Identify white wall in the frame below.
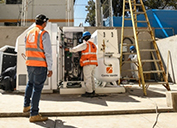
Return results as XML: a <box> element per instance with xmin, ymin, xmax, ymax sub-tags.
<box><xmin>156</xmin><ymin>35</ymin><xmax>177</xmax><ymax>83</ymax></box>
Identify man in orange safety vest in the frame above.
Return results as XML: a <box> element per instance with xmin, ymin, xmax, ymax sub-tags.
<box><xmin>65</xmin><ymin>31</ymin><xmax>98</xmax><ymax>97</ymax></box>
<box><xmin>23</xmin><ymin>14</ymin><xmax>53</xmax><ymax>122</ymax></box>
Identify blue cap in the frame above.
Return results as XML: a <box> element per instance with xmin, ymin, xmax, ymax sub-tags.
<box><xmin>82</xmin><ymin>31</ymin><xmax>91</xmax><ymax>38</ymax></box>
<box><xmin>130</xmin><ymin>46</ymin><xmax>135</xmax><ymax>51</ymax></box>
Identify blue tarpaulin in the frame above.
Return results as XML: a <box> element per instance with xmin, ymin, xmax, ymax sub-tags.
<box><xmin>105</xmin><ymin>9</ymin><xmax>177</xmax><ymax>38</ymax></box>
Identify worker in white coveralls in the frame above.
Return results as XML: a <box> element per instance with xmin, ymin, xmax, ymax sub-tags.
<box><xmin>65</xmin><ymin>31</ymin><xmax>98</xmax><ymax>97</ymax></box>
<box><xmin>128</xmin><ymin>46</ymin><xmax>139</xmax><ymax>80</ymax></box>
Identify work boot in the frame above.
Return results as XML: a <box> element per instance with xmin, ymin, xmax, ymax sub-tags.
<box><xmin>23</xmin><ymin>106</ymin><xmax>30</xmax><ymax>113</ymax></box>
<box><xmin>93</xmin><ymin>90</ymin><xmax>95</xmax><ymax>94</ymax></box>
<box><xmin>81</xmin><ymin>91</ymin><xmax>96</xmax><ymax>97</ymax></box>
<box><xmin>29</xmin><ymin>114</ymin><xmax>48</xmax><ymax>122</ymax></box>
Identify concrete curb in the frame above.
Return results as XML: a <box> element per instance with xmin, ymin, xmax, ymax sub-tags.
<box><xmin>0</xmin><ymin>108</ymin><xmax>175</xmax><ymax>117</ymax></box>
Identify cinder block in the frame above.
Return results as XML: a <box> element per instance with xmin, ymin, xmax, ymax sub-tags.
<box><xmin>166</xmin><ymin>91</ymin><xmax>177</xmax><ymax>111</ymax></box>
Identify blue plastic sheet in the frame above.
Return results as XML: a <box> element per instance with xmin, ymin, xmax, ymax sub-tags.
<box><xmin>105</xmin><ymin>9</ymin><xmax>177</xmax><ymax>38</ymax></box>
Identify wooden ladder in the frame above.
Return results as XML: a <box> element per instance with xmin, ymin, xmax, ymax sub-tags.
<box><xmin>119</xmin><ymin>0</ymin><xmax>171</xmax><ymax>95</ymax></box>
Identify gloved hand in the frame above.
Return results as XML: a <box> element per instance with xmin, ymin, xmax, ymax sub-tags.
<box><xmin>60</xmin><ymin>43</ymin><xmax>67</xmax><ymax>48</ymax></box>
<box><xmin>65</xmin><ymin>48</ymin><xmax>69</xmax><ymax>51</ymax></box>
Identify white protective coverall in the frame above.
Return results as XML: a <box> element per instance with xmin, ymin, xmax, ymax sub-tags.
<box><xmin>69</xmin><ymin>40</ymin><xmax>96</xmax><ymax>93</ymax></box>
<box><xmin>128</xmin><ymin>54</ymin><xmax>138</xmax><ymax>79</ymax></box>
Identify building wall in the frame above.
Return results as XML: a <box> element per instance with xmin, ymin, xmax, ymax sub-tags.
<box><xmin>0</xmin><ymin>0</ymin><xmax>74</xmax><ymax>26</ymax></box>
<box><xmin>0</xmin><ymin>26</ymin><xmax>27</xmax><ymax>47</ymax></box>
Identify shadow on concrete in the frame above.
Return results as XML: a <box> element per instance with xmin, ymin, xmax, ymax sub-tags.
<box><xmin>0</xmin><ymin>89</ymin><xmax>140</xmax><ymax>107</ymax></box>
<box><xmin>148</xmin><ymin>86</ymin><xmax>177</xmax><ymax>92</ymax></box>
<box><xmin>126</xmin><ymin>87</ymin><xmax>166</xmax><ymax>97</ymax></box>
<box><xmin>0</xmin><ymin>85</ymin><xmax>167</xmax><ymax>107</ymax></box>
<box><xmin>40</xmin><ymin>92</ymin><xmax>140</xmax><ymax>107</ymax></box>
<box><xmin>0</xmin><ymin>89</ymin><xmax>24</xmax><ymax>96</ymax></box>
<box><xmin>34</xmin><ymin>119</ymin><xmax>77</xmax><ymax>128</ymax></box>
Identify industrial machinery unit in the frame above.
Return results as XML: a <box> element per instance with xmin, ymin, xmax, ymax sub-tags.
<box><xmin>16</xmin><ymin>22</ymin><xmax>59</xmax><ymax>92</ymax></box>
<box><xmin>0</xmin><ymin>45</ymin><xmax>17</xmax><ymax>75</ymax></box>
<box><xmin>59</xmin><ymin>28</ymin><xmax>125</xmax><ymax>94</ymax></box>
<box><xmin>58</xmin><ymin>27</ymin><xmax>85</xmax><ymax>94</ymax></box>
<box><xmin>92</xmin><ymin>30</ymin><xmax>125</xmax><ymax>93</ymax></box>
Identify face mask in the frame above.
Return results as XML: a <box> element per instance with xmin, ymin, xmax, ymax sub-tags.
<box><xmin>130</xmin><ymin>50</ymin><xmax>134</xmax><ymax>53</ymax></box>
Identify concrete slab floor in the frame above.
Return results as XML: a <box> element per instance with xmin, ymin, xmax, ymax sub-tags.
<box><xmin>1</xmin><ymin>84</ymin><xmax>177</xmax><ymax>113</ymax></box>
<box><xmin>0</xmin><ymin>112</ymin><xmax>177</xmax><ymax>128</ymax></box>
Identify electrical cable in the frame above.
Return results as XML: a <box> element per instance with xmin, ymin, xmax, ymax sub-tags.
<box><xmin>126</xmin><ymin>87</ymin><xmax>160</xmax><ymax>128</ymax></box>
<box><xmin>146</xmin><ymin>97</ymin><xmax>160</xmax><ymax>128</ymax></box>
<box><xmin>54</xmin><ymin>117</ymin><xmax>58</xmax><ymax>128</ymax></box>
<box><xmin>152</xmin><ymin>112</ymin><xmax>160</xmax><ymax>128</ymax></box>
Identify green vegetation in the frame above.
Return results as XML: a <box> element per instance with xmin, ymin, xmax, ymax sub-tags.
<box><xmin>85</xmin><ymin>0</ymin><xmax>177</xmax><ymax>26</ymax></box>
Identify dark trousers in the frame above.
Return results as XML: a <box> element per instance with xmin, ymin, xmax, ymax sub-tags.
<box><xmin>24</xmin><ymin>66</ymin><xmax>47</xmax><ymax>116</ymax></box>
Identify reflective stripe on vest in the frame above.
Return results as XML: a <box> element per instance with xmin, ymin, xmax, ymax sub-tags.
<box><xmin>82</xmin><ymin>60</ymin><xmax>97</xmax><ymax>64</ymax></box>
<box><xmin>26</xmin><ymin>30</ymin><xmax>44</xmax><ymax>54</ymax></box>
<box><xmin>80</xmin><ymin>41</ymin><xmax>98</xmax><ymax>67</ymax></box>
<box><xmin>25</xmin><ymin>26</ymin><xmax>47</xmax><ymax>67</ymax></box>
<box><xmin>82</xmin><ymin>42</ymin><xmax>97</xmax><ymax>55</ymax></box>
<box><xmin>26</xmin><ymin>47</ymin><xmax>44</xmax><ymax>52</ymax></box>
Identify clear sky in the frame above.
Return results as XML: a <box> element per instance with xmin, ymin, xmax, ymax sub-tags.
<box><xmin>74</xmin><ymin>0</ymin><xmax>90</xmax><ymax>26</ymax></box>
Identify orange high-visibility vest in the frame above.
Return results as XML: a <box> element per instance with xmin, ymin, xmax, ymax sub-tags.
<box><xmin>80</xmin><ymin>41</ymin><xmax>98</xmax><ymax>67</ymax></box>
<box><xmin>25</xmin><ymin>25</ymin><xmax>47</xmax><ymax>67</ymax></box>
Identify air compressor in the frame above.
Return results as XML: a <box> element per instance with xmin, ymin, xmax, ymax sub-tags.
<box><xmin>59</xmin><ymin>28</ymin><xmax>125</xmax><ymax>94</ymax></box>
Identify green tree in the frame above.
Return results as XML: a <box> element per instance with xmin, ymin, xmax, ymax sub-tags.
<box><xmin>85</xmin><ymin>0</ymin><xmax>95</xmax><ymax>26</ymax></box>
<box><xmin>144</xmin><ymin>0</ymin><xmax>177</xmax><ymax>9</ymax></box>
<box><xmin>85</xmin><ymin>0</ymin><xmax>177</xmax><ymax>26</ymax></box>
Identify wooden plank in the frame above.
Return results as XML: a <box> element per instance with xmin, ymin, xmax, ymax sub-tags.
<box><xmin>122</xmin><ymin>44</ymin><xmax>135</xmax><ymax>46</ymax></box>
<box><xmin>135</xmin><ymin>20</ymin><xmax>148</xmax><ymax>23</ymax></box>
<box><xmin>124</xmin><ymin>35</ymin><xmax>134</xmax><ymax>38</ymax></box>
<box><xmin>123</xmin><ymin>52</ymin><xmax>136</xmax><ymax>55</ymax></box>
<box><xmin>140</xmin><ymin>49</ymin><xmax>156</xmax><ymax>52</ymax></box>
<box><xmin>125</xmin><ymin>9</ymin><xmax>130</xmax><ymax>11</ymax></box>
<box><xmin>151</xmin><ymin>51</ymin><xmax>161</xmax><ymax>79</ymax></box>
<box><xmin>123</xmin><ymin>61</ymin><xmax>137</xmax><ymax>63</ymax></box>
<box><xmin>137</xmin><ymin>29</ymin><xmax>150</xmax><ymax>32</ymax></box>
<box><xmin>141</xmin><ymin>60</ymin><xmax>160</xmax><ymax>63</ymax></box>
<box><xmin>166</xmin><ymin>51</ymin><xmax>170</xmax><ymax>81</ymax></box>
<box><xmin>129</xmin><ymin>0</ymin><xmax>146</xmax><ymax>95</ymax></box>
<box><xmin>143</xmin><ymin>70</ymin><xmax>163</xmax><ymax>73</ymax></box>
<box><xmin>138</xmin><ymin>39</ymin><xmax>154</xmax><ymax>42</ymax></box>
<box><xmin>124</xmin><ymin>18</ymin><xmax>132</xmax><ymax>20</ymax></box>
<box><xmin>118</xmin><ymin>0</ymin><xmax>126</xmax><ymax>85</ymax></box>
<box><xmin>132</xmin><ymin>4</ymin><xmax>142</xmax><ymax>6</ymax></box>
<box><xmin>134</xmin><ymin>12</ymin><xmax>145</xmax><ymax>14</ymax></box>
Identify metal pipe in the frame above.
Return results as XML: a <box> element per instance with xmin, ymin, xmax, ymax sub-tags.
<box><xmin>102</xmin><ymin>40</ymin><xmax>112</xmax><ymax>66</ymax></box>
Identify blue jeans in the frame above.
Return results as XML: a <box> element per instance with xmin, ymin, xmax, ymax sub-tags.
<box><xmin>24</xmin><ymin>66</ymin><xmax>47</xmax><ymax>116</ymax></box>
